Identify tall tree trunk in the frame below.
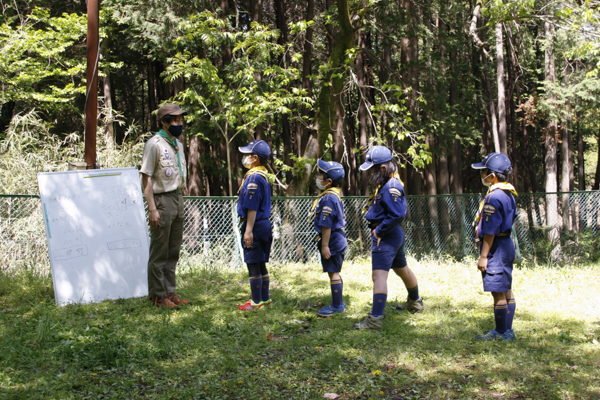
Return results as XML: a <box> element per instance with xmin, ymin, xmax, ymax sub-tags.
<box><xmin>496</xmin><ymin>23</ymin><xmax>507</xmax><ymax>154</ymax></box>
<box><xmin>482</xmin><ymin>55</ymin><xmax>500</xmax><ymax>153</ymax></box>
<box><xmin>316</xmin><ymin>0</ymin><xmax>353</xmax><ymax>158</ymax></box>
<box><xmin>544</xmin><ymin>21</ymin><xmax>561</xmax><ymax>254</ymax></box>
<box><xmin>103</xmin><ymin>71</ymin><xmax>115</xmax><ymax>149</ymax></box>
<box><xmin>561</xmin><ymin>124</ymin><xmax>570</xmax><ymax>229</ymax></box>
<box><xmin>449</xmin><ymin>46</ymin><xmax>462</xmax><ymax>195</ymax></box>
<box><xmin>250</xmin><ymin>0</ymin><xmax>263</xmax><ymax>23</ymax></box>
<box><xmin>187</xmin><ymin>136</ymin><xmax>205</xmax><ymax>196</ymax></box>
<box><xmin>147</xmin><ymin>58</ymin><xmax>157</xmax><ymax>130</ymax></box>
<box><xmin>594</xmin><ymin>127</ymin><xmax>600</xmax><ymax>190</ymax></box>
<box><xmin>577</xmin><ymin>116</ymin><xmax>585</xmax><ymax>190</ymax></box>
<box><xmin>275</xmin><ymin>0</ymin><xmax>293</xmax><ymax>183</ymax></box>
<box><xmin>357</xmin><ymin>29</ymin><xmax>372</xmax><ymax>195</ymax></box>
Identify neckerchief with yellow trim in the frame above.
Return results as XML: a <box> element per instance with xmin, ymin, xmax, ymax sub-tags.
<box><xmin>473</xmin><ymin>182</ymin><xmax>518</xmax><ymax>225</ymax></box>
<box><xmin>237</xmin><ymin>166</ymin><xmax>269</xmax><ymax>195</ymax></box>
<box><xmin>308</xmin><ymin>187</ymin><xmax>341</xmax><ymax>223</ymax></box>
<box><xmin>362</xmin><ymin>172</ymin><xmax>403</xmax><ymax>214</ymax></box>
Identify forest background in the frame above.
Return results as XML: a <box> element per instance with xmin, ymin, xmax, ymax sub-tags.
<box><xmin>1</xmin><ymin>0</ymin><xmax>600</xmax><ymax>200</ymax></box>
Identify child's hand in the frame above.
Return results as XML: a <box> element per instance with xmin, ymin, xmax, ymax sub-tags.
<box><xmin>477</xmin><ymin>255</ymin><xmax>488</xmax><ymax>272</ymax></box>
<box><xmin>244</xmin><ymin>230</ymin><xmax>254</xmax><ymax>248</ymax></box>
<box><xmin>372</xmin><ymin>230</ymin><xmax>382</xmax><ymax>247</ymax></box>
<box><xmin>321</xmin><ymin>246</ymin><xmax>331</xmax><ymax>259</ymax></box>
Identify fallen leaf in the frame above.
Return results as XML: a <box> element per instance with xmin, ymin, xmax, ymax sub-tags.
<box><xmin>267</xmin><ymin>333</ymin><xmax>287</xmax><ymax>342</ymax></box>
<box><xmin>323</xmin><ymin>393</ymin><xmax>341</xmax><ymax>399</ymax></box>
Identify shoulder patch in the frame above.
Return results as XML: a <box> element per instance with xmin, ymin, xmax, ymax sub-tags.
<box><xmin>389</xmin><ymin>188</ymin><xmax>402</xmax><ymax>197</ymax></box>
<box><xmin>483</xmin><ymin>204</ymin><xmax>496</xmax><ymax>214</ymax></box>
<box><xmin>322</xmin><ymin>206</ymin><xmax>333</xmax><ymax>215</ymax></box>
<box><xmin>247</xmin><ymin>183</ymin><xmax>259</xmax><ymax>190</ymax></box>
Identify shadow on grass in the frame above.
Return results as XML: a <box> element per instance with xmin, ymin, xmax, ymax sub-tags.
<box><xmin>1</xmin><ymin>265</ymin><xmax>599</xmax><ymax>399</ymax></box>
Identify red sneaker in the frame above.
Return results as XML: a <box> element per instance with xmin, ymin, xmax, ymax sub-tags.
<box><xmin>238</xmin><ymin>300</ymin><xmax>262</xmax><ymax>311</ymax></box>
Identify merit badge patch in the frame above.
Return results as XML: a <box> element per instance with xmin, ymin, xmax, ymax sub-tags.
<box><xmin>247</xmin><ymin>183</ymin><xmax>259</xmax><ymax>190</ymax></box>
<box><xmin>322</xmin><ymin>206</ymin><xmax>333</xmax><ymax>215</ymax></box>
<box><xmin>483</xmin><ymin>204</ymin><xmax>496</xmax><ymax>214</ymax></box>
<box><xmin>389</xmin><ymin>188</ymin><xmax>402</xmax><ymax>197</ymax></box>
<box><xmin>165</xmin><ymin>167</ymin><xmax>173</xmax><ymax>177</ymax></box>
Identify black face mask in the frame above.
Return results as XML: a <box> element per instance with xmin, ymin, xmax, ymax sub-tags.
<box><xmin>168</xmin><ymin>125</ymin><xmax>183</xmax><ymax>137</ymax></box>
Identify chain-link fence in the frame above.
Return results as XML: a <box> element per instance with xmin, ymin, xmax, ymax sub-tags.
<box><xmin>2</xmin><ymin>191</ymin><xmax>600</xmax><ymax>275</ymax></box>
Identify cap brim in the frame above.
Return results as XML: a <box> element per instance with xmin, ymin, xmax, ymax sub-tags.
<box><xmin>471</xmin><ymin>162</ymin><xmax>487</xmax><ymax>169</ymax></box>
<box><xmin>359</xmin><ymin>161</ymin><xmax>374</xmax><ymax>171</ymax></box>
<box><xmin>239</xmin><ymin>146</ymin><xmax>252</xmax><ymax>154</ymax></box>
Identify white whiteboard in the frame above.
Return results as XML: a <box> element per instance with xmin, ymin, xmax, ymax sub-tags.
<box><xmin>37</xmin><ymin>167</ymin><xmax>149</xmax><ymax>305</ymax></box>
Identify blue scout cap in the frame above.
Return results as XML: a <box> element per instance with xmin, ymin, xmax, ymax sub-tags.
<box><xmin>359</xmin><ymin>146</ymin><xmax>393</xmax><ymax>171</ymax></box>
<box><xmin>471</xmin><ymin>152</ymin><xmax>512</xmax><ymax>174</ymax></box>
<box><xmin>317</xmin><ymin>159</ymin><xmax>345</xmax><ymax>182</ymax></box>
<box><xmin>239</xmin><ymin>140</ymin><xmax>271</xmax><ymax>158</ymax></box>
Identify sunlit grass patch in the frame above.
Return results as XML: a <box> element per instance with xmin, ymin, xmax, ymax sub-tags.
<box><xmin>0</xmin><ymin>257</ymin><xmax>599</xmax><ymax>399</ymax></box>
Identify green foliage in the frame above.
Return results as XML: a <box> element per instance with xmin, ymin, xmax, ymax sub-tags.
<box><xmin>0</xmin><ymin>7</ymin><xmax>87</xmax><ymax>107</ymax></box>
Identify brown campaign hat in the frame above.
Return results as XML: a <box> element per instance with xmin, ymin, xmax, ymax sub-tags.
<box><xmin>157</xmin><ymin>104</ymin><xmax>187</xmax><ymax>121</ymax></box>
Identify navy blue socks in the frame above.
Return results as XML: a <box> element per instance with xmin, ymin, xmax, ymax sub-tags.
<box><xmin>249</xmin><ymin>275</ymin><xmax>262</xmax><ymax>304</ymax></box>
<box><xmin>330</xmin><ymin>278</ymin><xmax>343</xmax><ymax>308</ymax></box>
<box><xmin>494</xmin><ymin>303</ymin><xmax>508</xmax><ymax>334</ymax></box>
<box><xmin>371</xmin><ymin>293</ymin><xmax>387</xmax><ymax>317</ymax></box>
<box><xmin>261</xmin><ymin>274</ymin><xmax>270</xmax><ymax>302</ymax></box>
<box><xmin>507</xmin><ymin>298</ymin><xmax>516</xmax><ymax>330</ymax></box>
<box><xmin>407</xmin><ymin>285</ymin><xmax>419</xmax><ymax>300</ymax></box>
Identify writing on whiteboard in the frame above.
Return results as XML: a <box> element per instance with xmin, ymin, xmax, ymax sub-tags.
<box><xmin>53</xmin><ymin>245</ymin><xmax>88</xmax><ymax>261</ymax></box>
<box><xmin>107</xmin><ymin>239</ymin><xmax>141</xmax><ymax>251</ymax></box>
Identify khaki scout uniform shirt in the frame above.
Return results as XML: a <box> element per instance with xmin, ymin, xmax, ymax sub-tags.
<box><xmin>140</xmin><ymin>133</ymin><xmax>187</xmax><ymax>193</ymax></box>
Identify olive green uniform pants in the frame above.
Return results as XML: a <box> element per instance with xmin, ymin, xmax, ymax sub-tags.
<box><xmin>148</xmin><ymin>191</ymin><xmax>184</xmax><ymax>299</ymax></box>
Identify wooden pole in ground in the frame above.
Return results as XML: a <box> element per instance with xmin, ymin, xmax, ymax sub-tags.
<box><xmin>84</xmin><ymin>0</ymin><xmax>99</xmax><ymax>169</ymax></box>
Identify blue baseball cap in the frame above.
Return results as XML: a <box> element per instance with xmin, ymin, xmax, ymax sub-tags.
<box><xmin>317</xmin><ymin>159</ymin><xmax>345</xmax><ymax>182</ymax></box>
<box><xmin>239</xmin><ymin>140</ymin><xmax>271</xmax><ymax>158</ymax></box>
<box><xmin>471</xmin><ymin>152</ymin><xmax>512</xmax><ymax>174</ymax></box>
<box><xmin>359</xmin><ymin>146</ymin><xmax>393</xmax><ymax>171</ymax></box>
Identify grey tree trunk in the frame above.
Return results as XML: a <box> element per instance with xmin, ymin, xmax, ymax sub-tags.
<box><xmin>544</xmin><ymin>21</ymin><xmax>561</xmax><ymax>254</ymax></box>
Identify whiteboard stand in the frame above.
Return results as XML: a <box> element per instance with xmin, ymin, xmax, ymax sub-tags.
<box><xmin>37</xmin><ymin>167</ymin><xmax>150</xmax><ymax>305</ymax></box>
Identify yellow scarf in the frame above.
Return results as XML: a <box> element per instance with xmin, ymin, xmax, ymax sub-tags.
<box><xmin>473</xmin><ymin>182</ymin><xmax>518</xmax><ymax>225</ymax></box>
<box><xmin>308</xmin><ymin>187</ymin><xmax>341</xmax><ymax>223</ymax></box>
<box><xmin>237</xmin><ymin>166</ymin><xmax>269</xmax><ymax>195</ymax></box>
<box><xmin>362</xmin><ymin>172</ymin><xmax>403</xmax><ymax>214</ymax></box>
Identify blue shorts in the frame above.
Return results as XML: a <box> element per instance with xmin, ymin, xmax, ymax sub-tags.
<box><xmin>241</xmin><ymin>219</ymin><xmax>273</xmax><ymax>263</ymax></box>
<box><xmin>480</xmin><ymin>236</ymin><xmax>515</xmax><ymax>292</ymax></box>
<box><xmin>371</xmin><ymin>228</ymin><xmax>408</xmax><ymax>271</ymax></box>
<box><xmin>316</xmin><ymin>238</ymin><xmax>346</xmax><ymax>273</ymax></box>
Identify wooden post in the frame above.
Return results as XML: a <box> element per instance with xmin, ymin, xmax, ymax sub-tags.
<box><xmin>84</xmin><ymin>0</ymin><xmax>99</xmax><ymax>169</ymax></box>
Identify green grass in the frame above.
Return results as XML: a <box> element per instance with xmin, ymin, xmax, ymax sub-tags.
<box><xmin>1</xmin><ymin>257</ymin><xmax>600</xmax><ymax>400</ymax></box>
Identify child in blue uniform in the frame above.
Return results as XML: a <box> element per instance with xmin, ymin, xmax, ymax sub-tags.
<box><xmin>237</xmin><ymin>140</ymin><xmax>273</xmax><ymax>311</ymax></box>
<box><xmin>309</xmin><ymin>160</ymin><xmax>348</xmax><ymax>317</ymax></box>
<box><xmin>471</xmin><ymin>153</ymin><xmax>518</xmax><ymax>341</ymax></box>
<box><xmin>354</xmin><ymin>146</ymin><xmax>424</xmax><ymax>330</ymax></box>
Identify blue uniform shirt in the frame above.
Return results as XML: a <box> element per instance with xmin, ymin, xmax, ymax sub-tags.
<box><xmin>313</xmin><ymin>191</ymin><xmax>347</xmax><ymax>255</ymax></box>
<box><xmin>237</xmin><ymin>171</ymin><xmax>271</xmax><ymax>221</ymax></box>
<box><xmin>365</xmin><ymin>177</ymin><xmax>407</xmax><ymax>240</ymax></box>
<box><xmin>477</xmin><ymin>189</ymin><xmax>517</xmax><ymax>238</ymax></box>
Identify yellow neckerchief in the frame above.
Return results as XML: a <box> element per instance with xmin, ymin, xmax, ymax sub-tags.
<box><xmin>473</xmin><ymin>182</ymin><xmax>518</xmax><ymax>224</ymax></box>
<box><xmin>308</xmin><ymin>187</ymin><xmax>341</xmax><ymax>223</ymax></box>
<box><xmin>362</xmin><ymin>171</ymin><xmax>403</xmax><ymax>214</ymax></box>
<box><xmin>237</xmin><ymin>166</ymin><xmax>269</xmax><ymax>195</ymax></box>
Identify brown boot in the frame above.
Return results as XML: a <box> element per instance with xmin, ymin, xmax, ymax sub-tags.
<box><xmin>167</xmin><ymin>293</ymin><xmax>190</xmax><ymax>306</ymax></box>
<box><xmin>149</xmin><ymin>296</ymin><xmax>179</xmax><ymax>310</ymax></box>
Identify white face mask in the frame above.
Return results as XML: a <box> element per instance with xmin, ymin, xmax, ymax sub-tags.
<box><xmin>316</xmin><ymin>178</ymin><xmax>328</xmax><ymax>191</ymax></box>
<box><xmin>242</xmin><ymin>155</ymin><xmax>254</xmax><ymax>169</ymax></box>
<box><xmin>481</xmin><ymin>172</ymin><xmax>495</xmax><ymax>187</ymax></box>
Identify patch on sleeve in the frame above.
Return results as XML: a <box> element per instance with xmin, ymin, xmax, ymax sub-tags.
<box><xmin>389</xmin><ymin>188</ymin><xmax>402</xmax><ymax>197</ymax></box>
<box><xmin>247</xmin><ymin>183</ymin><xmax>258</xmax><ymax>190</ymax></box>
<box><xmin>322</xmin><ymin>206</ymin><xmax>333</xmax><ymax>215</ymax></box>
<box><xmin>483</xmin><ymin>204</ymin><xmax>496</xmax><ymax>215</ymax></box>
